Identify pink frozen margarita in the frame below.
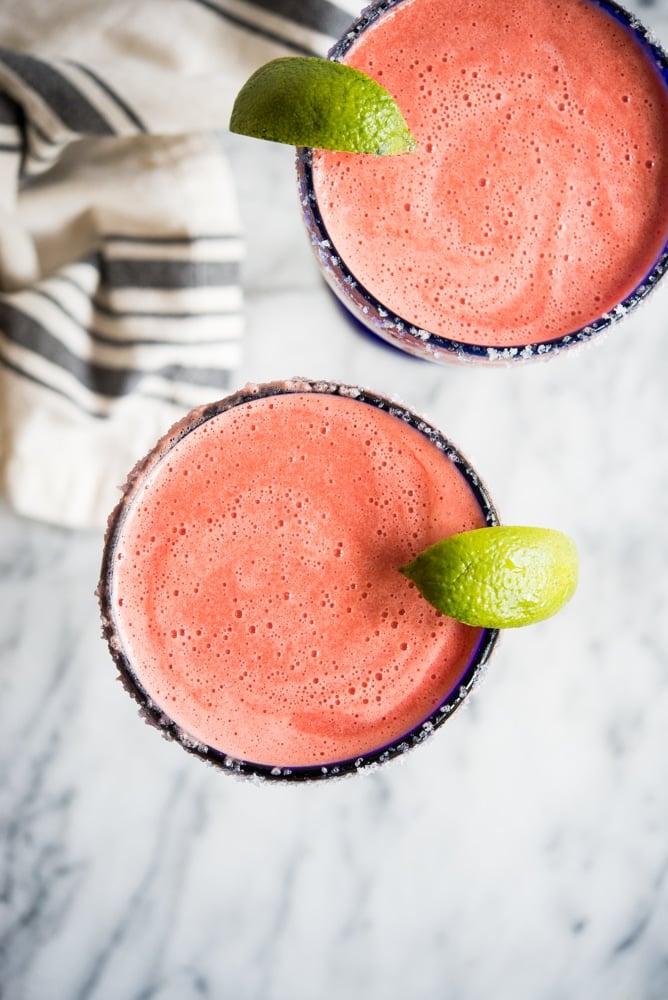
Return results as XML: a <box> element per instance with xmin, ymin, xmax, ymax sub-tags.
<box><xmin>302</xmin><ymin>0</ymin><xmax>668</xmax><ymax>360</ymax></box>
<box><xmin>99</xmin><ymin>380</ymin><xmax>498</xmax><ymax>779</ymax></box>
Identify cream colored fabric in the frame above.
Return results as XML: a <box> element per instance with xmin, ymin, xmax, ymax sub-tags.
<box><xmin>0</xmin><ymin>0</ymin><xmax>358</xmax><ymax>528</ymax></box>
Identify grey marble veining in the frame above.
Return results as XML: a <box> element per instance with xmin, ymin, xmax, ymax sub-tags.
<box><xmin>2</xmin><ymin>1</ymin><xmax>668</xmax><ymax>998</ymax></box>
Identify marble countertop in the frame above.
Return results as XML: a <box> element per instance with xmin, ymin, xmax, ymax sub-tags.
<box><xmin>2</xmin><ymin>2</ymin><xmax>668</xmax><ymax>997</ymax></box>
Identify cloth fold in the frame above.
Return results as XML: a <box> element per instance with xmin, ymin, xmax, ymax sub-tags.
<box><xmin>0</xmin><ymin>0</ymin><xmax>359</xmax><ymax>528</ymax></box>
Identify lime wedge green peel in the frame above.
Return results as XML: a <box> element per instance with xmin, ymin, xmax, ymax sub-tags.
<box><xmin>400</xmin><ymin>526</ymin><xmax>578</xmax><ymax>629</ymax></box>
<box><xmin>229</xmin><ymin>56</ymin><xmax>416</xmax><ymax>155</ymax></box>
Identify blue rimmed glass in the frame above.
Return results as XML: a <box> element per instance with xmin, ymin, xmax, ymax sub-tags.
<box><xmin>98</xmin><ymin>378</ymin><xmax>499</xmax><ymax>782</ymax></box>
<box><xmin>297</xmin><ymin>0</ymin><xmax>668</xmax><ymax>364</ymax></box>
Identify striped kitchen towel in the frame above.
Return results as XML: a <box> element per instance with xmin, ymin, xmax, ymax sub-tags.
<box><xmin>0</xmin><ymin>0</ymin><xmax>359</xmax><ymax>529</ymax></box>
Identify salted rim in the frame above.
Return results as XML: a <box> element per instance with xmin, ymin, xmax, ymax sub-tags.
<box><xmin>297</xmin><ymin>0</ymin><xmax>668</xmax><ymax>365</ymax></box>
<box><xmin>97</xmin><ymin>378</ymin><xmax>500</xmax><ymax>782</ymax></box>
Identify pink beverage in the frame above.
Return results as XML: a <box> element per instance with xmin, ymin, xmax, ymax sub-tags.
<box><xmin>298</xmin><ymin>0</ymin><xmax>668</xmax><ymax>362</ymax></box>
<box><xmin>98</xmin><ymin>380</ymin><xmax>498</xmax><ymax>780</ymax></box>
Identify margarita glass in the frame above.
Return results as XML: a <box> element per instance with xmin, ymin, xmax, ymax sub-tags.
<box><xmin>298</xmin><ymin>0</ymin><xmax>668</xmax><ymax>363</ymax></box>
<box><xmin>98</xmin><ymin>379</ymin><xmax>499</xmax><ymax>781</ymax></box>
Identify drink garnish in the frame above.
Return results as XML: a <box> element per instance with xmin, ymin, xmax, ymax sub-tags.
<box><xmin>400</xmin><ymin>526</ymin><xmax>578</xmax><ymax>628</ymax></box>
<box><xmin>229</xmin><ymin>56</ymin><xmax>416</xmax><ymax>155</ymax></box>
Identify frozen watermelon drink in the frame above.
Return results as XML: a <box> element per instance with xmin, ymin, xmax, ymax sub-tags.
<box><xmin>98</xmin><ymin>379</ymin><xmax>498</xmax><ymax>781</ymax></box>
<box><xmin>298</xmin><ymin>0</ymin><xmax>668</xmax><ymax>362</ymax></box>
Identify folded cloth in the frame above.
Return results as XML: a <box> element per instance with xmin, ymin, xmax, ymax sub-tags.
<box><xmin>0</xmin><ymin>0</ymin><xmax>359</xmax><ymax>529</ymax></box>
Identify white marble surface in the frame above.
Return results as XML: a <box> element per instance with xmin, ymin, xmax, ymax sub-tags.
<box><xmin>3</xmin><ymin>3</ymin><xmax>668</xmax><ymax>997</ymax></box>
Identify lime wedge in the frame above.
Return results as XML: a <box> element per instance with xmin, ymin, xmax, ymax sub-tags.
<box><xmin>400</xmin><ymin>526</ymin><xmax>578</xmax><ymax>628</ymax></box>
<box><xmin>229</xmin><ymin>56</ymin><xmax>416</xmax><ymax>155</ymax></box>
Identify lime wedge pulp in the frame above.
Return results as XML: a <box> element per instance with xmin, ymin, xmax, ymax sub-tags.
<box><xmin>229</xmin><ymin>56</ymin><xmax>416</xmax><ymax>155</ymax></box>
<box><xmin>400</xmin><ymin>526</ymin><xmax>578</xmax><ymax>629</ymax></box>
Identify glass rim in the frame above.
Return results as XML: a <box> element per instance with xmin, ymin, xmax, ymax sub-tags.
<box><xmin>98</xmin><ymin>378</ymin><xmax>500</xmax><ymax>782</ymax></box>
<box><xmin>297</xmin><ymin>0</ymin><xmax>668</xmax><ymax>364</ymax></box>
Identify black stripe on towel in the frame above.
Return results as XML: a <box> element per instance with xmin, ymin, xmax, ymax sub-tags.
<box><xmin>101</xmin><ymin>258</ymin><xmax>240</xmax><ymax>289</ymax></box>
<box><xmin>0</xmin><ymin>91</ymin><xmax>23</xmax><ymax>125</ymax></box>
<box><xmin>0</xmin><ymin>49</ymin><xmax>114</xmax><ymax>135</ymax></box>
<box><xmin>243</xmin><ymin>0</ymin><xmax>352</xmax><ymax>38</ymax></box>
<box><xmin>0</xmin><ymin>92</ymin><xmax>25</xmax><ymax>156</ymax></box>
<box><xmin>31</xmin><ymin>287</ymin><xmax>239</xmax><ymax>344</ymax></box>
<box><xmin>65</xmin><ymin>61</ymin><xmax>148</xmax><ymax>134</ymax></box>
<box><xmin>0</xmin><ymin>351</ymin><xmax>109</xmax><ymax>418</ymax></box>
<box><xmin>0</xmin><ymin>351</ymin><xmax>233</xmax><ymax>418</ymax></box>
<box><xmin>92</xmin><ymin>298</ymin><xmax>239</xmax><ymax>322</ymax></box>
<box><xmin>191</xmin><ymin>0</ymin><xmax>317</xmax><ymax>56</ymax></box>
<box><xmin>0</xmin><ymin>299</ymin><xmax>233</xmax><ymax>400</ymax></box>
<box><xmin>103</xmin><ymin>233</ymin><xmax>242</xmax><ymax>246</ymax></box>
<box><xmin>47</xmin><ymin>272</ymin><xmax>240</xmax><ymax>321</ymax></box>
